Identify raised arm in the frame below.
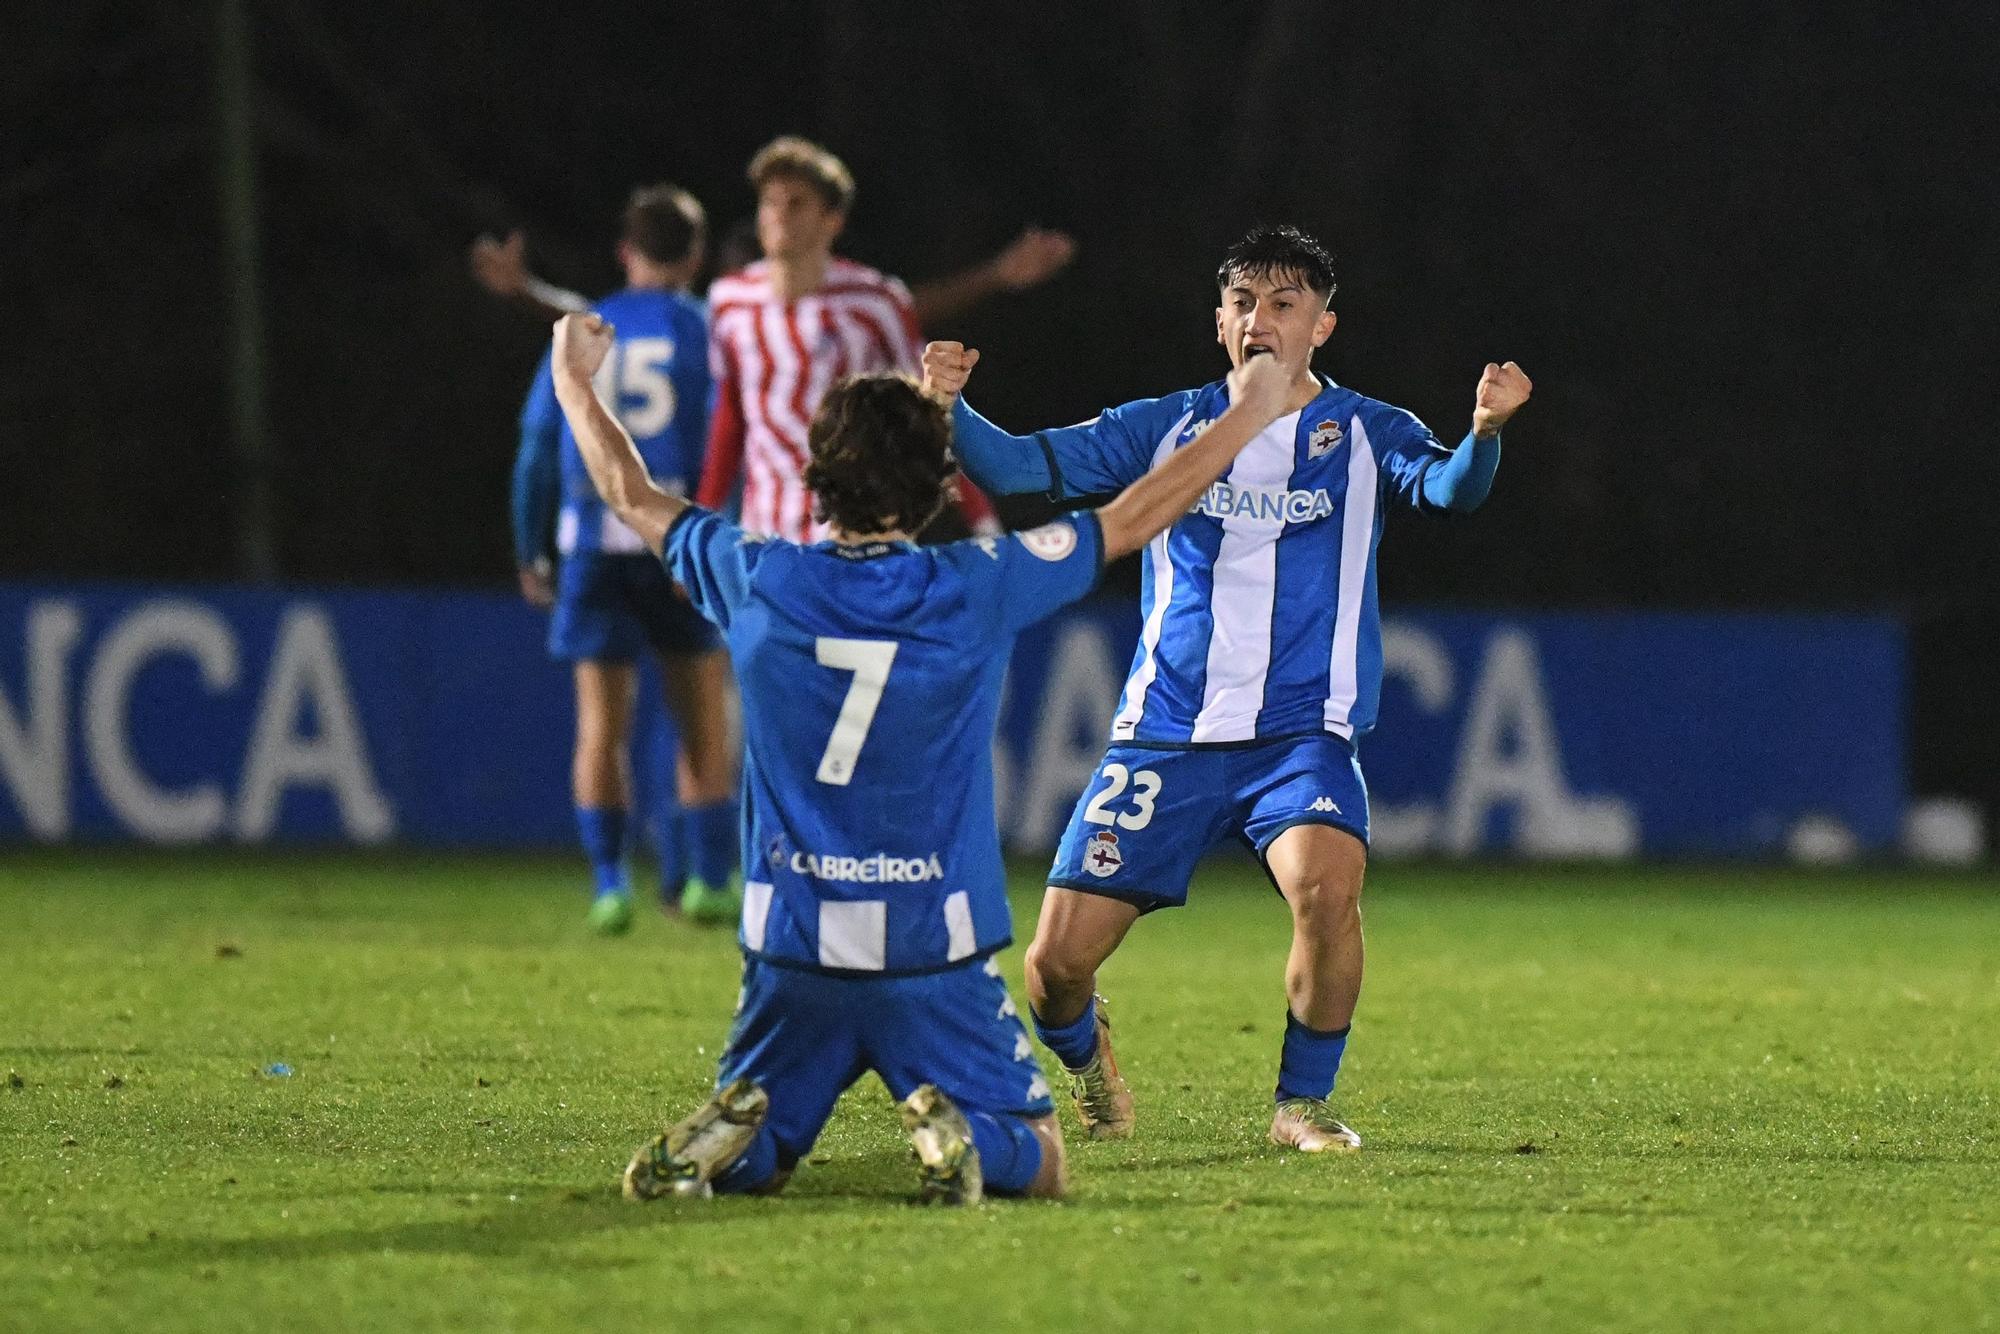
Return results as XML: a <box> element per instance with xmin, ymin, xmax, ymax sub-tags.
<box><xmin>910</xmin><ymin>227</ymin><xmax>1077</xmax><ymax>327</ymax></box>
<box><xmin>1419</xmin><ymin>361</ymin><xmax>1532</xmax><ymax>513</ymax></box>
<box><xmin>469</xmin><ymin>230</ymin><xmax>590</xmax><ymax>322</ymax></box>
<box><xmin>549</xmin><ymin>314</ymin><xmax>687</xmax><ymax>555</ymax></box>
<box><xmin>1094</xmin><ymin>356</ymin><xmax>1290</xmax><ymax>561</ymax></box>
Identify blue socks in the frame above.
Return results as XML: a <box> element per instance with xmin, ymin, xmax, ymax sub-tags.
<box><xmin>575</xmin><ymin>805</ymin><xmax>628</xmax><ymax>896</ymax></box>
<box><xmin>683</xmin><ymin>800</ymin><xmax>737</xmax><ymax>890</ymax></box>
<box><xmin>964</xmin><ymin>1111</ymin><xmax>1044</xmax><ymax>1194</ymax></box>
<box><xmin>710</xmin><ymin>1112</ymin><xmax>1042</xmax><ymax>1196</ymax></box>
<box><xmin>654</xmin><ymin>808</ymin><xmax>687</xmax><ymax>903</ymax></box>
<box><xmin>1275</xmin><ymin>1013</ymin><xmax>1350</xmax><ymax>1102</ymax></box>
<box><xmin>1032</xmin><ymin>998</ymin><xmax>1100</xmax><ymax>1071</ymax></box>
<box><xmin>711</xmin><ymin>1126</ymin><xmax>780</xmax><ymax>1195</ymax></box>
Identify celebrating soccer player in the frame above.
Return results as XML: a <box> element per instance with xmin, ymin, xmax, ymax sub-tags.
<box><xmin>923</xmin><ymin>224</ymin><xmax>1533</xmax><ymax>1152</ymax></box>
<box><xmin>513</xmin><ymin>185</ymin><xmax>739</xmax><ymax>932</ymax></box>
<box><xmin>542</xmin><ymin>306</ymin><xmax>1294</xmax><ymax>1203</ymax></box>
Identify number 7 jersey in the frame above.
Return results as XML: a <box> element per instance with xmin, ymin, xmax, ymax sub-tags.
<box><xmin>663</xmin><ymin>509</ymin><xmax>1104</xmax><ymax>975</ymax></box>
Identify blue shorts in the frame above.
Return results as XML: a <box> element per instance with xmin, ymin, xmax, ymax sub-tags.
<box><xmin>548</xmin><ymin>551</ymin><xmax>719</xmax><ymax>662</ymax></box>
<box><xmin>1048</xmin><ymin>732</ymin><xmax>1369</xmax><ymax>912</ymax></box>
<box><xmin>718</xmin><ymin>954</ymin><xmax>1054</xmax><ymax>1170</ymax></box>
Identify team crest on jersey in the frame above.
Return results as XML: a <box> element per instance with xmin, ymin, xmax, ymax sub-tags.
<box><xmin>1308</xmin><ymin>419</ymin><xmax>1345</xmax><ymax>459</ymax></box>
<box><xmin>766</xmin><ymin>836</ymin><xmax>788</xmax><ymax>870</ymax></box>
<box><xmin>1019</xmin><ymin>521</ymin><xmax>1078</xmax><ymax>562</ymax></box>
<box><xmin>1083</xmin><ymin>830</ymin><xmax>1123</xmax><ymax>878</ymax></box>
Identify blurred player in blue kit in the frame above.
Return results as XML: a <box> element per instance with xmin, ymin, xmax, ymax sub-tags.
<box><xmin>925</xmin><ymin>225</ymin><xmax>1532</xmax><ymax>1152</ymax></box>
<box><xmin>542</xmin><ymin>307</ymin><xmax>1296</xmax><ymax>1202</ymax></box>
<box><xmin>512</xmin><ymin>186</ymin><xmax>740</xmax><ymax>931</ymax></box>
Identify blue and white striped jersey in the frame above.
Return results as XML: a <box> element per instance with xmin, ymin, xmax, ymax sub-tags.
<box><xmin>1033</xmin><ymin>377</ymin><xmax>1450</xmax><ymax>746</ymax></box>
<box><xmin>664</xmin><ymin>508</ymin><xmax>1104</xmax><ymax>975</ymax></box>
<box><xmin>519</xmin><ymin>287</ymin><xmax>712</xmax><ymax>558</ymax></box>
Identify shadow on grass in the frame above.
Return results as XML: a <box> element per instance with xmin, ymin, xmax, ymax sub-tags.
<box><xmin>95</xmin><ymin>1153</ymin><xmax>1021</xmax><ymax>1272</ymax></box>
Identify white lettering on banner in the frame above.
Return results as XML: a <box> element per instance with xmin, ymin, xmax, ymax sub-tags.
<box><xmin>994</xmin><ymin>616</ymin><xmax>1637</xmax><ymax>861</ymax></box>
<box><xmin>83</xmin><ymin>601</ymin><xmax>240</xmax><ymax>842</ymax></box>
<box><xmin>1369</xmin><ymin>623</ymin><xmax>1454</xmax><ymax>856</ymax></box>
<box><xmin>0</xmin><ymin>601</ymin><xmax>83</xmax><ymax>838</ymax></box>
<box><xmin>1443</xmin><ymin>629</ymin><xmax>1636</xmax><ymax>858</ymax></box>
<box><xmin>234</xmin><ymin>607</ymin><xmax>394</xmax><ymax>843</ymax></box>
<box><xmin>1014</xmin><ymin>622</ymin><xmax>1125</xmax><ymax>848</ymax></box>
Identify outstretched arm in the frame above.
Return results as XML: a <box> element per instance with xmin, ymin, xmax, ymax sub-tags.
<box><xmin>1420</xmin><ymin>361</ymin><xmax>1532</xmax><ymax>513</ymax></box>
<box><xmin>910</xmin><ymin>227</ymin><xmax>1077</xmax><ymax>327</ymax></box>
<box><xmin>549</xmin><ymin>314</ymin><xmax>688</xmax><ymax>555</ymax></box>
<box><xmin>1094</xmin><ymin>357</ymin><xmax>1290</xmax><ymax>561</ymax></box>
<box><xmin>470</xmin><ymin>231</ymin><xmax>589</xmax><ymax>321</ymax></box>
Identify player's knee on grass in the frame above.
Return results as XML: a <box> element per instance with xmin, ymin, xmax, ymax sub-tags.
<box><xmin>1024</xmin><ymin>1114</ymin><xmax>1067</xmax><ymax>1199</ymax></box>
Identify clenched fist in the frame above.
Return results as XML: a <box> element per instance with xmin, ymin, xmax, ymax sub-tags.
<box><xmin>921</xmin><ymin>340</ymin><xmax>981</xmax><ymax>403</ymax></box>
<box><xmin>1472</xmin><ymin>361</ymin><xmax>1532</xmax><ymax>439</ymax></box>
<box><xmin>553</xmin><ymin>312</ymin><xmax>614</xmax><ymax>383</ymax></box>
<box><xmin>1225</xmin><ymin>349</ymin><xmax>1292</xmax><ymax>425</ymax></box>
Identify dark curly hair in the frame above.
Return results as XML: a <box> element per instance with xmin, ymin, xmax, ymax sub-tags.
<box><xmin>1216</xmin><ymin>223</ymin><xmax>1337</xmax><ymax>301</ymax></box>
<box><xmin>803</xmin><ymin>374</ymin><xmax>957</xmax><ymax>536</ymax></box>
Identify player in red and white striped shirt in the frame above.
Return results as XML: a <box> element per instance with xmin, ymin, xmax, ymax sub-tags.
<box><xmin>696</xmin><ymin>137</ymin><xmax>1056</xmax><ymax>540</ymax></box>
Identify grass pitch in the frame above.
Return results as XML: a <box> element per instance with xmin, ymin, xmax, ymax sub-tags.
<box><xmin>2</xmin><ymin>852</ymin><xmax>1996</xmax><ymax>1333</ymax></box>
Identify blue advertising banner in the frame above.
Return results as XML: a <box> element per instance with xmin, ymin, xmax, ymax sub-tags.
<box><xmin>0</xmin><ymin>583</ymin><xmax>1903</xmax><ymax>857</ymax></box>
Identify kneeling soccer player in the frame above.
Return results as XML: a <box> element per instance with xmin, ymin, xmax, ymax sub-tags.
<box><xmin>545</xmin><ymin>309</ymin><xmax>1294</xmax><ymax>1202</ymax></box>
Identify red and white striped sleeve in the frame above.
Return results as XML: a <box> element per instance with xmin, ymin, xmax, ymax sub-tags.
<box><xmin>880</xmin><ymin>274</ymin><xmax>926</xmax><ymax>373</ymax></box>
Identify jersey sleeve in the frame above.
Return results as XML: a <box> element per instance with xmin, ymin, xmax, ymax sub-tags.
<box><xmin>988</xmin><ymin>512</ymin><xmax>1105</xmax><ymax>634</ymax></box>
<box><xmin>883</xmin><ymin>276</ymin><xmax>925</xmax><ymax>371</ymax></box>
<box><xmin>1371</xmin><ymin>407</ymin><xmax>1456</xmax><ymax>512</ymax></box>
<box><xmin>660</xmin><ymin>507</ymin><xmax>763</xmax><ymax>629</ymax></box>
<box><xmin>1029</xmin><ymin>394</ymin><xmax>1196</xmax><ymax>498</ymax></box>
<box><xmin>696</xmin><ymin>336</ymin><xmax>746</xmax><ymax>511</ymax></box>
<box><xmin>511</xmin><ymin>354</ymin><xmax>563</xmax><ymax>567</ymax></box>
<box><xmin>952</xmin><ymin>391</ymin><xmax>1194</xmax><ymax>502</ymax></box>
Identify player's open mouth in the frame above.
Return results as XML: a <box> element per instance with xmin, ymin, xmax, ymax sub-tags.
<box><xmin>1244</xmin><ymin>344</ymin><xmax>1274</xmax><ymax>358</ymax></box>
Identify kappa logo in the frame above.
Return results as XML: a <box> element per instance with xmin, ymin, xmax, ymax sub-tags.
<box><xmin>1019</xmin><ymin>521</ymin><xmax>1078</xmax><ymax>562</ymax></box>
<box><xmin>1027</xmin><ymin>1073</ymin><xmax>1052</xmax><ymax>1102</ymax></box>
<box><xmin>1309</xmin><ymin>797</ymin><xmax>1343</xmax><ymax>814</ymax></box>
<box><xmin>1084</xmin><ymin>829</ymin><xmax>1123</xmax><ymax>878</ymax></box>
<box><xmin>1013</xmin><ymin>1032</ymin><xmax>1034</xmax><ymax>1061</ymax></box>
<box><xmin>1308</xmin><ymin>419</ymin><xmax>1345</xmax><ymax>459</ymax></box>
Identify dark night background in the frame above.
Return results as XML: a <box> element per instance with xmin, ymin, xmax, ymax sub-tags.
<box><xmin>4</xmin><ymin>1</ymin><xmax>1997</xmax><ymax>815</ymax></box>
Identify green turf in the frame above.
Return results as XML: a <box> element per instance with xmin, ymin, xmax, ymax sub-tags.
<box><xmin>2</xmin><ymin>852</ymin><xmax>1995</xmax><ymax>1332</ymax></box>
